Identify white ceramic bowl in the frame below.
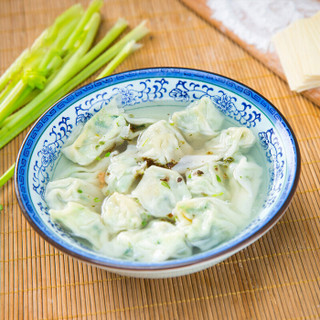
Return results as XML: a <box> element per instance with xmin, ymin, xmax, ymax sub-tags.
<box><xmin>15</xmin><ymin>68</ymin><xmax>300</xmax><ymax>278</ymax></box>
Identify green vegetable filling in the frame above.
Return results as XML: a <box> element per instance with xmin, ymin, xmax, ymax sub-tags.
<box><xmin>141</xmin><ymin>220</ymin><xmax>148</xmax><ymax>227</ymax></box>
<box><xmin>161</xmin><ymin>181</ymin><xmax>170</xmax><ymax>189</ymax></box>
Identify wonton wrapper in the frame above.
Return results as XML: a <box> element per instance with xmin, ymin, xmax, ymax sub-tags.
<box><xmin>137</xmin><ymin>120</ymin><xmax>193</xmax><ymax>165</ymax></box>
<box><xmin>205</xmin><ymin>127</ymin><xmax>255</xmax><ymax>159</ymax></box>
<box><xmin>174</xmin><ymin>197</ymin><xmax>242</xmax><ymax>251</ymax></box>
<box><xmin>170</xmin><ymin>97</ymin><xmax>224</xmax><ymax>146</ymax></box>
<box><xmin>52</xmin><ymin>155</ymin><xmax>111</xmax><ymax>187</ymax></box>
<box><xmin>104</xmin><ymin>145</ymin><xmax>146</xmax><ymax>194</ymax></box>
<box><xmin>227</xmin><ymin>156</ymin><xmax>263</xmax><ymax>216</ymax></box>
<box><xmin>133</xmin><ymin>165</ymin><xmax>191</xmax><ymax>217</ymax></box>
<box><xmin>101</xmin><ymin>221</ymin><xmax>191</xmax><ymax>262</ymax></box>
<box><xmin>101</xmin><ymin>192</ymin><xmax>145</xmax><ymax>235</ymax></box>
<box><xmin>51</xmin><ymin>202</ymin><xmax>109</xmax><ymax>249</ymax></box>
<box><xmin>186</xmin><ymin>161</ymin><xmax>230</xmax><ymax>200</ymax></box>
<box><xmin>46</xmin><ymin>177</ymin><xmax>104</xmax><ymax>213</ymax></box>
<box><xmin>63</xmin><ymin>99</ymin><xmax>130</xmax><ymax>166</ymax></box>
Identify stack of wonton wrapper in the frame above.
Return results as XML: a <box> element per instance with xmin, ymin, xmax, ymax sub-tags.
<box><xmin>273</xmin><ymin>11</ymin><xmax>320</xmax><ymax>92</ymax></box>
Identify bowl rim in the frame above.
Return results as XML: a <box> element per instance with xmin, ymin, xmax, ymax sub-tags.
<box><xmin>15</xmin><ymin>67</ymin><xmax>301</xmax><ymax>271</ymax></box>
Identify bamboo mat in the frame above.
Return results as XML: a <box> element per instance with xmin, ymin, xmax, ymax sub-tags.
<box><xmin>1</xmin><ymin>0</ymin><xmax>320</xmax><ymax>319</ymax></box>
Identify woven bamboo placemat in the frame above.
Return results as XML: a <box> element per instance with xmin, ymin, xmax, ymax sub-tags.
<box><xmin>1</xmin><ymin>0</ymin><xmax>320</xmax><ymax>319</ymax></box>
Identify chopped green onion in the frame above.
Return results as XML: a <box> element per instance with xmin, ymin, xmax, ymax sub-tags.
<box><xmin>141</xmin><ymin>138</ymin><xmax>149</xmax><ymax>147</ymax></box>
<box><xmin>161</xmin><ymin>181</ymin><xmax>170</xmax><ymax>189</ymax></box>
<box><xmin>212</xmin><ymin>192</ymin><xmax>224</xmax><ymax>197</ymax></box>
<box><xmin>105</xmin><ymin>152</ymin><xmax>111</xmax><ymax>157</ymax></box>
<box><xmin>124</xmin><ymin>247</ymin><xmax>133</xmax><ymax>256</ymax></box>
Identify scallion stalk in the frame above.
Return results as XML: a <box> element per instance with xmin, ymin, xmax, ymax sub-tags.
<box><xmin>97</xmin><ymin>40</ymin><xmax>141</xmax><ymax>79</ymax></box>
<box><xmin>0</xmin><ymin>79</ymin><xmax>19</xmax><ymax>105</ymax></box>
<box><xmin>45</xmin><ymin>17</ymin><xmax>129</xmax><ymax>92</ymax></box>
<box><xmin>0</xmin><ymin>80</ymin><xmax>29</xmax><ymax>125</ymax></box>
<box><xmin>0</xmin><ymin>164</ymin><xmax>15</xmax><ymax>188</ymax></box>
<box><xmin>0</xmin><ymin>49</ymin><xmax>29</xmax><ymax>93</ymax></box>
<box><xmin>44</xmin><ymin>12</ymin><xmax>102</xmax><ymax>92</ymax></box>
<box><xmin>62</xmin><ymin>0</ymin><xmax>103</xmax><ymax>54</ymax></box>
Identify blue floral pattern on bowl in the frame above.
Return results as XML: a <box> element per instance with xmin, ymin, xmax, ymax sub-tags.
<box><xmin>15</xmin><ymin>68</ymin><xmax>300</xmax><ymax>273</ymax></box>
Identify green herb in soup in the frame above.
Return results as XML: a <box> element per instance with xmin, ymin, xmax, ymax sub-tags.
<box><xmin>46</xmin><ymin>97</ymin><xmax>265</xmax><ymax>262</ymax></box>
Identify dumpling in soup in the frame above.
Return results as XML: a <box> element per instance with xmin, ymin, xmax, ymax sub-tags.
<box><xmin>62</xmin><ymin>99</ymin><xmax>130</xmax><ymax>166</ymax></box>
<box><xmin>45</xmin><ymin>177</ymin><xmax>104</xmax><ymax>213</ymax></box>
<box><xmin>204</xmin><ymin>127</ymin><xmax>256</xmax><ymax>159</ymax></box>
<box><xmin>51</xmin><ymin>155</ymin><xmax>111</xmax><ymax>188</ymax></box>
<box><xmin>174</xmin><ymin>197</ymin><xmax>241</xmax><ymax>251</ymax></box>
<box><xmin>137</xmin><ymin>120</ymin><xmax>192</xmax><ymax>165</ymax></box>
<box><xmin>170</xmin><ymin>97</ymin><xmax>224</xmax><ymax>146</ymax></box>
<box><xmin>50</xmin><ymin>202</ymin><xmax>109</xmax><ymax>249</ymax></box>
<box><xmin>102</xmin><ymin>221</ymin><xmax>191</xmax><ymax>262</ymax></box>
<box><xmin>185</xmin><ymin>162</ymin><xmax>230</xmax><ymax>200</ymax></box>
<box><xmin>133</xmin><ymin>165</ymin><xmax>191</xmax><ymax>217</ymax></box>
<box><xmin>123</xmin><ymin>113</ymin><xmax>157</xmax><ymax>126</ymax></box>
<box><xmin>104</xmin><ymin>145</ymin><xmax>146</xmax><ymax>194</ymax></box>
<box><xmin>101</xmin><ymin>192</ymin><xmax>147</xmax><ymax>235</ymax></box>
<box><xmin>227</xmin><ymin>156</ymin><xmax>263</xmax><ymax>216</ymax></box>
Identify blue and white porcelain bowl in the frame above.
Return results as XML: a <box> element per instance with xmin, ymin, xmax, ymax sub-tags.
<box><xmin>15</xmin><ymin>68</ymin><xmax>300</xmax><ymax>278</ymax></box>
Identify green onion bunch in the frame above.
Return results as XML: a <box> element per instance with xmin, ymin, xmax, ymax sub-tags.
<box><xmin>0</xmin><ymin>0</ymin><xmax>149</xmax><ymax>188</ymax></box>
